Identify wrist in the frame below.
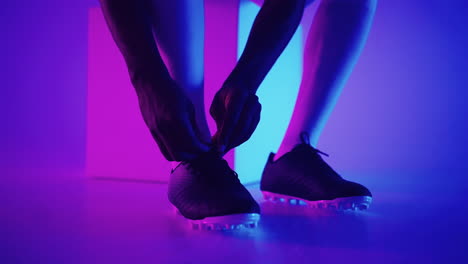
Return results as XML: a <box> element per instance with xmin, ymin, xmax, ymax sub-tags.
<box><xmin>223</xmin><ymin>75</ymin><xmax>257</xmax><ymax>94</ymax></box>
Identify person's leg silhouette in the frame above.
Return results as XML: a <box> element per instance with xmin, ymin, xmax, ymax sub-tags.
<box><xmin>99</xmin><ymin>0</ymin><xmax>210</xmax><ymax>161</ymax></box>
<box><xmin>100</xmin><ymin>0</ymin><xmax>260</xmax><ymax>229</ymax></box>
<box><xmin>150</xmin><ymin>0</ymin><xmax>211</xmax><ymax>144</ymax></box>
<box><xmin>261</xmin><ymin>0</ymin><xmax>377</xmax><ymax>211</ymax></box>
<box><xmin>210</xmin><ymin>0</ymin><xmax>306</xmax><ymax>154</ymax></box>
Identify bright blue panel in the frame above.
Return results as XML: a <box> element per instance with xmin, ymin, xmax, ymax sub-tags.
<box><xmin>236</xmin><ymin>0</ymin><xmax>303</xmax><ymax>184</ymax></box>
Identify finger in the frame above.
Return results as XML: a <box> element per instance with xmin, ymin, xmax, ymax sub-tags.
<box><xmin>188</xmin><ymin>104</ymin><xmax>212</xmax><ymax>147</ymax></box>
<box><xmin>227</xmin><ymin>95</ymin><xmax>257</xmax><ymax>149</ymax></box>
<box><xmin>211</xmin><ymin>131</ymin><xmax>224</xmax><ymax>156</ymax></box>
<box><xmin>149</xmin><ymin>127</ymin><xmax>175</xmax><ymax>161</ymax></box>
<box><xmin>240</xmin><ymin>99</ymin><xmax>261</xmax><ymax>145</ymax></box>
<box><xmin>165</xmin><ymin>109</ymin><xmax>211</xmax><ymax>161</ymax></box>
<box><xmin>138</xmin><ymin>96</ymin><xmax>178</xmax><ymax>161</ymax></box>
<box><xmin>242</xmin><ymin>101</ymin><xmax>261</xmax><ymax>142</ymax></box>
<box><xmin>209</xmin><ymin>93</ymin><xmax>225</xmax><ymax>130</ymax></box>
<box><xmin>228</xmin><ymin>96</ymin><xmax>261</xmax><ymax>149</ymax></box>
<box><xmin>218</xmin><ymin>93</ymin><xmax>248</xmax><ymax>153</ymax></box>
<box><xmin>163</xmin><ymin>121</ymin><xmax>207</xmax><ymax>161</ymax></box>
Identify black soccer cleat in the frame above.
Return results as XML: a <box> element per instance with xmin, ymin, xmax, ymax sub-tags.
<box><xmin>168</xmin><ymin>151</ymin><xmax>260</xmax><ymax>230</ymax></box>
<box><xmin>260</xmin><ymin>132</ymin><xmax>372</xmax><ymax>211</ymax></box>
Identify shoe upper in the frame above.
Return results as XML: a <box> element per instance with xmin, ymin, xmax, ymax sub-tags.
<box><xmin>168</xmin><ymin>151</ymin><xmax>260</xmax><ymax>220</ymax></box>
<box><xmin>260</xmin><ymin>134</ymin><xmax>372</xmax><ymax>201</ymax></box>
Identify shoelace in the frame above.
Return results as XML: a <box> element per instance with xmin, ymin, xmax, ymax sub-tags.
<box><xmin>299</xmin><ymin>132</ymin><xmax>344</xmax><ymax>180</ymax></box>
<box><xmin>300</xmin><ymin>132</ymin><xmax>329</xmax><ymax>157</ymax></box>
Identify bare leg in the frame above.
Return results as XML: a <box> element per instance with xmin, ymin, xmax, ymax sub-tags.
<box><xmin>150</xmin><ymin>0</ymin><xmax>210</xmax><ymax>143</ymax></box>
<box><xmin>99</xmin><ymin>0</ymin><xmax>210</xmax><ymax>161</ymax></box>
<box><xmin>224</xmin><ymin>0</ymin><xmax>305</xmax><ymax>92</ymax></box>
<box><xmin>276</xmin><ymin>0</ymin><xmax>377</xmax><ymax>159</ymax></box>
<box><xmin>210</xmin><ymin>0</ymin><xmax>306</xmax><ymax>153</ymax></box>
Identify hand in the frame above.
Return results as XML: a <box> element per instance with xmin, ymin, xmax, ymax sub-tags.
<box><xmin>136</xmin><ymin>79</ymin><xmax>211</xmax><ymax>161</ymax></box>
<box><xmin>210</xmin><ymin>84</ymin><xmax>262</xmax><ymax>155</ymax></box>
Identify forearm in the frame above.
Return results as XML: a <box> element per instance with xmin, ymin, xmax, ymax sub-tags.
<box><xmin>99</xmin><ymin>0</ymin><xmax>171</xmax><ymax>92</ymax></box>
<box><xmin>225</xmin><ymin>0</ymin><xmax>305</xmax><ymax>93</ymax></box>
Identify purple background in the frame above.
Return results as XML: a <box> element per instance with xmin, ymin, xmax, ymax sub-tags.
<box><xmin>2</xmin><ymin>1</ymin><xmax>468</xmax><ymax>263</ymax></box>
<box><xmin>1</xmin><ymin>0</ymin><xmax>467</xmax><ymax>172</ymax></box>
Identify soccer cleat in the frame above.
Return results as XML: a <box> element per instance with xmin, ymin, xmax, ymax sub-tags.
<box><xmin>260</xmin><ymin>132</ymin><xmax>372</xmax><ymax>211</ymax></box>
<box><xmin>169</xmin><ymin>151</ymin><xmax>260</xmax><ymax>230</ymax></box>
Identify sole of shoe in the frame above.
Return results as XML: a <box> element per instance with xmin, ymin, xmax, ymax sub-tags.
<box><xmin>174</xmin><ymin>208</ymin><xmax>260</xmax><ymax>231</ymax></box>
<box><xmin>262</xmin><ymin>191</ymin><xmax>372</xmax><ymax>211</ymax></box>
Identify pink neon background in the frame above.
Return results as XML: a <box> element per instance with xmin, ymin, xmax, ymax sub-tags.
<box><xmin>86</xmin><ymin>2</ymin><xmax>239</xmax><ymax>181</ymax></box>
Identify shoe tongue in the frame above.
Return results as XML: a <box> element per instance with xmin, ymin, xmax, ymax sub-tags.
<box><xmin>291</xmin><ymin>144</ymin><xmax>341</xmax><ymax>179</ymax></box>
<box><xmin>291</xmin><ymin>143</ymin><xmax>324</xmax><ymax>159</ymax></box>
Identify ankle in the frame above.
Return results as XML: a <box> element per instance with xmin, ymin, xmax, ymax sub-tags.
<box><xmin>275</xmin><ymin>132</ymin><xmax>319</xmax><ymax>161</ymax></box>
<box><xmin>274</xmin><ymin>143</ymin><xmax>297</xmax><ymax>162</ymax></box>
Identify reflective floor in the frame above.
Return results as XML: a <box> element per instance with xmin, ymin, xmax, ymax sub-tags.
<box><xmin>3</xmin><ymin>167</ymin><xmax>468</xmax><ymax>263</ymax></box>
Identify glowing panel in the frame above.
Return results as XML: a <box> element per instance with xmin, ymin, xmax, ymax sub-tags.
<box><xmin>86</xmin><ymin>8</ymin><xmax>172</xmax><ymax>181</ymax></box>
<box><xmin>235</xmin><ymin>0</ymin><xmax>303</xmax><ymax>183</ymax></box>
<box><xmin>86</xmin><ymin>4</ymin><xmax>237</xmax><ymax>182</ymax></box>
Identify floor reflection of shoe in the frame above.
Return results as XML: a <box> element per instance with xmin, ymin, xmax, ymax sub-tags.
<box><xmin>260</xmin><ymin>133</ymin><xmax>372</xmax><ymax>211</ymax></box>
<box><xmin>169</xmin><ymin>151</ymin><xmax>260</xmax><ymax>231</ymax></box>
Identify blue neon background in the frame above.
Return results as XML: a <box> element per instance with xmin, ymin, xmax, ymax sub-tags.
<box><xmin>236</xmin><ymin>0</ymin><xmax>304</xmax><ymax>183</ymax></box>
<box><xmin>235</xmin><ymin>0</ymin><xmax>468</xmax><ymax>183</ymax></box>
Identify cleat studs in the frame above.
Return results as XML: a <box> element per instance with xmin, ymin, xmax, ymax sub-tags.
<box><xmin>357</xmin><ymin>204</ymin><xmax>368</xmax><ymax>210</ymax></box>
<box><xmin>260</xmin><ymin>193</ymin><xmax>371</xmax><ymax>212</ymax></box>
<box><xmin>188</xmin><ymin>221</ymin><xmax>262</xmax><ymax>231</ymax></box>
